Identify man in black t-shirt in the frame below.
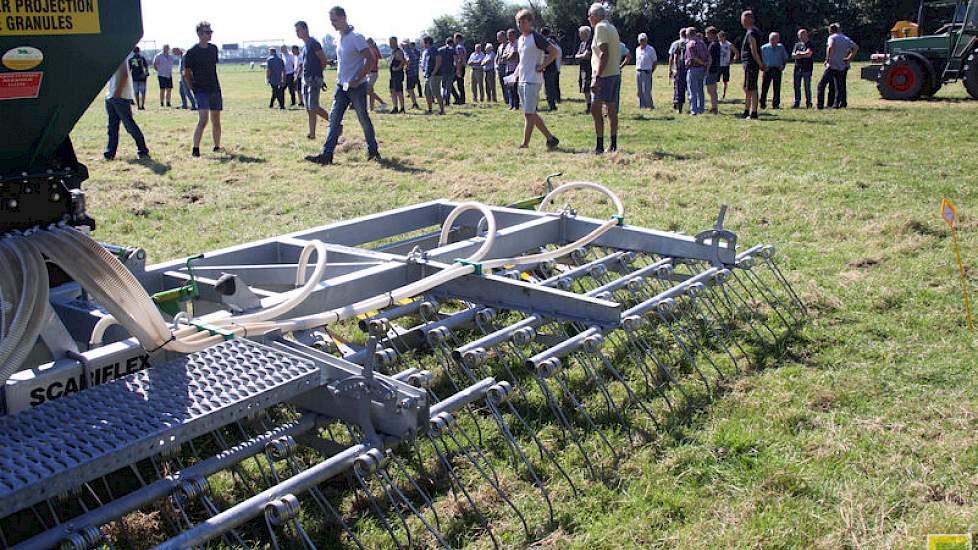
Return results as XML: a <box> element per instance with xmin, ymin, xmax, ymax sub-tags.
<box><xmin>183</xmin><ymin>21</ymin><xmax>223</xmax><ymax>157</ymax></box>
<box><xmin>128</xmin><ymin>47</ymin><xmax>149</xmax><ymax>110</ymax></box>
<box><xmin>740</xmin><ymin>10</ymin><xmax>765</xmax><ymax>119</ymax></box>
<box><xmin>791</xmin><ymin>28</ymin><xmax>815</xmax><ymax>108</ymax></box>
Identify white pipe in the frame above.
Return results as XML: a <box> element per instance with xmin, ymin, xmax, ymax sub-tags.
<box><xmin>0</xmin><ymin>238</ymin><xmax>40</xmax><ymax>371</ymax></box>
<box><xmin>438</xmin><ymin>202</ymin><xmax>498</xmax><ymax>262</ymax></box>
<box><xmin>89</xmin><ymin>315</ymin><xmax>119</xmax><ymax>348</ymax></box>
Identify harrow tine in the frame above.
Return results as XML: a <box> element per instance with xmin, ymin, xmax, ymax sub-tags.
<box><xmin>761</xmin><ymin>251</ymin><xmax>808</xmax><ymax>317</ymax></box>
<box><xmin>352</xmin><ymin>452</ymin><xmax>412</xmax><ymax>550</ymax></box>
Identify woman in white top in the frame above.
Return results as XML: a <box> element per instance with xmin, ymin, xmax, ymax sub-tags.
<box><xmin>634</xmin><ymin>33</ymin><xmax>658</xmax><ymax>109</ymax></box>
<box><xmin>468</xmin><ymin>45</ymin><xmax>485</xmax><ymax>102</ymax></box>
<box><xmin>481</xmin><ymin>43</ymin><xmax>497</xmax><ymax>102</ymax></box>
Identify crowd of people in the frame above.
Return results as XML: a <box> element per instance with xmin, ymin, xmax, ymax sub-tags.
<box><xmin>104</xmin><ymin>4</ymin><xmax>862</xmax><ymax>162</ymax></box>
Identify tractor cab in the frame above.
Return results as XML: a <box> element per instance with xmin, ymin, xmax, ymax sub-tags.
<box><xmin>862</xmin><ymin>0</ymin><xmax>978</xmax><ymax>99</ymax></box>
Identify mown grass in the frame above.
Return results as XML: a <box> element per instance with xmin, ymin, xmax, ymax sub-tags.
<box><xmin>69</xmin><ymin>63</ymin><xmax>978</xmax><ymax>549</ymax></box>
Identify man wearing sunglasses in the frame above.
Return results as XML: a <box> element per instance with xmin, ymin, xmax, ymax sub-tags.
<box><xmin>183</xmin><ymin>21</ymin><xmax>223</xmax><ymax>157</ymax></box>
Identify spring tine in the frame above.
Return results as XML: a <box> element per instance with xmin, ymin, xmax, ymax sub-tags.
<box><xmin>573</xmin><ymin>347</ymin><xmax>635</xmax><ymax>443</ymax></box>
<box><xmin>624</xmin><ymin>328</ymin><xmax>682</xmax><ymax>406</ymax></box>
<box><xmin>387</xmin><ymin>451</ymin><xmax>445</xmax><ymax>534</ymax></box>
<box><xmin>666</xmin><ymin>301</ymin><xmax>727</xmax><ymax>380</ymax></box>
<box><xmin>696</xmin><ymin>287</ymin><xmax>752</xmax><ymax>372</ymax></box>
<box><xmin>714</xmin><ymin>278</ymin><xmax>776</xmax><ymax>347</ymax></box>
<box><xmin>763</xmin><ymin>254</ymin><xmax>808</xmax><ymax>317</ymax></box>
<box><xmin>726</xmin><ymin>272</ymin><xmax>781</xmax><ymax>343</ymax></box>
<box><xmin>373</xmin><ymin>468</ymin><xmax>415</xmax><ymax>550</ymax></box>
<box><xmin>656</xmin><ymin>309</ymin><xmax>713</xmax><ymax>394</ymax></box>
<box><xmin>689</xmin><ymin>293</ymin><xmax>742</xmax><ymax>375</ymax></box>
<box><xmin>427</xmin><ymin>431</ymin><xmax>501</xmax><ymax>549</ymax></box>
<box><xmin>734</xmin><ymin>267</ymin><xmax>796</xmax><ymax>329</ymax></box>
<box><xmin>594</xmin><ymin>348</ymin><xmax>661</xmax><ymax>428</ymax></box>
<box><xmin>744</xmin><ymin>261</ymin><xmax>803</xmax><ymax>327</ymax></box>
<box><xmin>352</xmin><ymin>462</ymin><xmax>407</xmax><ymax>550</ymax></box>
<box><xmin>549</xmin><ymin>365</ymin><xmax>621</xmax><ymax>466</ymax></box>
<box><xmin>376</xmin><ymin>461</ymin><xmax>453</xmax><ymax>549</ymax></box>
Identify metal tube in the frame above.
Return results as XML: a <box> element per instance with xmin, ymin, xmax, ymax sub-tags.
<box><xmin>525</xmin><ymin>327</ymin><xmax>601</xmax><ymax>370</ymax></box>
<box><xmin>429</xmin><ymin>378</ymin><xmax>495</xmax><ymax>417</ymax></box>
<box><xmin>12</xmin><ymin>416</ymin><xmax>321</xmax><ymax>550</ymax></box>
<box><xmin>153</xmin><ymin>443</ymin><xmax>369</xmax><ymax>550</ymax></box>
<box><xmin>589</xmin><ymin>258</ymin><xmax>673</xmax><ymax>295</ymax></box>
<box><xmin>537</xmin><ymin>251</ymin><xmax>627</xmax><ymax>286</ymax></box>
<box><xmin>621</xmin><ymin>268</ymin><xmax>720</xmax><ymax>319</ymax></box>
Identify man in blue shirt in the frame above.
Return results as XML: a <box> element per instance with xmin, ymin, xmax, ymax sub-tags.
<box><xmin>760</xmin><ymin>31</ymin><xmax>789</xmax><ymax>109</ymax></box>
<box><xmin>437</xmin><ymin>38</ymin><xmax>457</xmax><ymax>106</ymax></box>
<box><xmin>305</xmin><ymin>6</ymin><xmax>380</xmax><ymax>165</ymax></box>
<box><xmin>266</xmin><ymin>48</ymin><xmax>286</xmax><ymax>109</ymax></box>
<box><xmin>421</xmin><ymin>36</ymin><xmax>445</xmax><ymax>114</ymax></box>
<box><xmin>295</xmin><ymin>21</ymin><xmax>330</xmax><ymax>140</ymax></box>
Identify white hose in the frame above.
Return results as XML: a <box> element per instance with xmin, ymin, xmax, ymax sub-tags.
<box><xmin>438</xmin><ymin>202</ymin><xmax>498</xmax><ymax>262</ymax></box>
<box><xmin>0</xmin><ymin>237</ymin><xmax>49</xmax><ymax>382</ymax></box>
<box><xmin>0</xmin><ymin>238</ymin><xmax>40</xmax><ymax>370</ymax></box>
<box><xmin>89</xmin><ymin>315</ymin><xmax>119</xmax><ymax>348</ymax></box>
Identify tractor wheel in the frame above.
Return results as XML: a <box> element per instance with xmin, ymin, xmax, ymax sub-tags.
<box><xmin>963</xmin><ymin>47</ymin><xmax>978</xmax><ymax>99</ymax></box>
<box><xmin>878</xmin><ymin>55</ymin><xmax>925</xmax><ymax>100</ymax></box>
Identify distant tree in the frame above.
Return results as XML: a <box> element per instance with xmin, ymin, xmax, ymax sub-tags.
<box><xmin>542</xmin><ymin>0</ymin><xmax>590</xmax><ymax>53</ymax></box>
<box><xmin>460</xmin><ymin>0</ymin><xmax>520</xmax><ymax>46</ymax></box>
<box><xmin>427</xmin><ymin>14</ymin><xmax>463</xmax><ymax>44</ymax></box>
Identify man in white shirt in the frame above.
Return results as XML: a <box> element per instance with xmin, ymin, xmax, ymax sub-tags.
<box><xmin>282</xmin><ymin>45</ymin><xmax>297</xmax><ymax>106</ymax></box>
<box><xmin>105</xmin><ymin>61</ymin><xmax>149</xmax><ymax>160</ymax></box>
<box><xmin>635</xmin><ymin>33</ymin><xmax>657</xmax><ymax>109</ymax></box>
<box><xmin>152</xmin><ymin>44</ymin><xmax>174</xmax><ymax>108</ymax></box>
<box><xmin>514</xmin><ymin>9</ymin><xmax>559</xmax><ymax>150</ymax></box>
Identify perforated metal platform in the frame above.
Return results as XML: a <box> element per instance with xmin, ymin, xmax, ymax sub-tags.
<box><xmin>0</xmin><ymin>339</ymin><xmax>320</xmax><ymax>519</ymax></box>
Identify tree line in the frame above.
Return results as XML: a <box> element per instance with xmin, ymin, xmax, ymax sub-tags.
<box><xmin>427</xmin><ymin>0</ymin><xmax>931</xmax><ymax>62</ymax></box>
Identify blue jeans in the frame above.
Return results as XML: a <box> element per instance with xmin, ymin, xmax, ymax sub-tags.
<box><xmin>179</xmin><ymin>79</ymin><xmax>196</xmax><ymax>109</ymax></box>
<box><xmin>673</xmin><ymin>63</ymin><xmax>687</xmax><ymax>110</ymax></box>
<box><xmin>686</xmin><ymin>67</ymin><xmax>706</xmax><ymax>114</ymax></box>
<box><xmin>104</xmin><ymin>98</ymin><xmax>148</xmax><ymax>158</ymax></box>
<box><xmin>320</xmin><ymin>83</ymin><xmax>378</xmax><ymax>158</ymax></box>
<box><xmin>793</xmin><ymin>69</ymin><xmax>812</xmax><ymax>107</ymax></box>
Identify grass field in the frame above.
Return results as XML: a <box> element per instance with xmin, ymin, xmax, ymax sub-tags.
<box><xmin>70</xmin><ymin>63</ymin><xmax>978</xmax><ymax>549</ymax></box>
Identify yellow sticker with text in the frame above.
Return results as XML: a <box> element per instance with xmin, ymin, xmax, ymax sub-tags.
<box><xmin>928</xmin><ymin>533</ymin><xmax>972</xmax><ymax>550</ymax></box>
<box><xmin>0</xmin><ymin>0</ymin><xmax>101</xmax><ymax>36</ymax></box>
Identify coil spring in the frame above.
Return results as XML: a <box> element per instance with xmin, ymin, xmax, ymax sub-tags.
<box><xmin>264</xmin><ymin>493</ymin><xmax>302</xmax><ymax>526</ymax></box>
<box><xmin>266</xmin><ymin>435</ymin><xmax>297</xmax><ymax>461</ymax></box>
<box><xmin>60</xmin><ymin>527</ymin><xmax>102</xmax><ymax>550</ymax></box>
<box><xmin>354</xmin><ymin>448</ymin><xmax>387</xmax><ymax>475</ymax></box>
<box><xmin>428</xmin><ymin>412</ymin><xmax>456</xmax><ymax>437</ymax></box>
<box><xmin>178</xmin><ymin>477</ymin><xmax>212</xmax><ymax>502</ymax></box>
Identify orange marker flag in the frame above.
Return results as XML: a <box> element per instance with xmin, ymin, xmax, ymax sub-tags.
<box><xmin>942</xmin><ymin>198</ymin><xmax>973</xmax><ymax>332</ymax></box>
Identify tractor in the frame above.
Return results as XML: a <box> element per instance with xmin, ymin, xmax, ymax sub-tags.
<box><xmin>862</xmin><ymin>0</ymin><xmax>978</xmax><ymax>99</ymax></box>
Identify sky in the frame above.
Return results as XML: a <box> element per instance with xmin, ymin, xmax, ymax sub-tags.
<box><xmin>140</xmin><ymin>0</ymin><xmax>465</xmax><ymax>48</ymax></box>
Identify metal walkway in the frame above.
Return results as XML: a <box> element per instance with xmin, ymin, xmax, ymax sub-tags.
<box><xmin>0</xmin><ymin>339</ymin><xmax>320</xmax><ymax>519</ymax></box>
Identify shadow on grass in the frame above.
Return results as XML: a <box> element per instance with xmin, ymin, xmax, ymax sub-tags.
<box><xmin>766</xmin><ymin>115</ymin><xmax>838</xmax><ymax>125</ymax></box>
<box><xmin>216</xmin><ymin>152</ymin><xmax>267</xmax><ymax>164</ymax></box>
<box><xmin>377</xmin><ymin>156</ymin><xmax>431</xmax><ymax>174</ymax></box>
<box><xmin>126</xmin><ymin>157</ymin><xmax>171</xmax><ymax>175</ymax></box>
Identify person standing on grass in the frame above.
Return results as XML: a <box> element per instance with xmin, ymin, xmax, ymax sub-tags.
<box><xmin>153</xmin><ymin>44</ymin><xmax>174</xmax><ymax>108</ymax></box>
<box><xmin>104</xmin><ymin>61</ymin><xmax>150</xmax><ymax>161</ymax></box>
<box><xmin>503</xmin><ymin>29</ymin><xmax>521</xmax><ymax>110</ymax></box>
<box><xmin>422</xmin><ymin>36</ymin><xmax>445</xmax><ymax>114</ymax></box>
<box><xmin>514</xmin><ymin>9</ymin><xmax>560</xmax><ymax>150</ymax></box>
<box><xmin>281</xmin><ymin>44</ymin><xmax>297</xmax><ymax>107</ymax></box>
<box><xmin>184</xmin><ymin>21</ymin><xmax>223</xmax><ymax>157</ymax></box>
<box><xmin>482</xmin><ymin>42</ymin><xmax>497</xmax><ymax>102</ymax></box>
<box><xmin>705</xmin><ymin>27</ymin><xmax>721</xmax><ymax>114</ymax></box>
<box><xmin>684</xmin><ymin>27</ymin><xmax>708</xmax><ymax>115</ymax></box>
<box><xmin>634</xmin><ymin>33</ymin><xmax>657</xmax><ymax>110</ymax></box>
<box><xmin>388</xmin><ymin>36</ymin><xmax>407</xmax><ymax>114</ymax></box>
<box><xmin>718</xmin><ymin>30</ymin><xmax>739</xmax><ymax>100</ymax></box>
<box><xmin>495</xmin><ymin>31</ymin><xmax>510</xmax><ymax>105</ymax></box>
<box><xmin>818</xmin><ymin>23</ymin><xmax>858</xmax><ymax>109</ymax></box>
<box><xmin>128</xmin><ymin>47</ymin><xmax>149</xmax><ymax>110</ymax></box>
<box><xmin>740</xmin><ymin>10</ymin><xmax>765</xmax><ymax>119</ymax></box>
<box><xmin>575</xmin><ymin>25</ymin><xmax>592</xmax><ymax>113</ymax></box>
<box><xmin>760</xmin><ymin>32</ymin><xmax>788</xmax><ymax>109</ymax></box>
<box><xmin>295</xmin><ymin>21</ymin><xmax>330</xmax><ymax>140</ymax></box>
<box><xmin>792</xmin><ymin>29</ymin><xmax>814</xmax><ymax>108</ymax></box>
<box><xmin>588</xmin><ymin>2</ymin><xmax>621</xmax><ymax>154</ymax></box>
<box><xmin>174</xmin><ymin>48</ymin><xmax>197</xmax><ymax>110</ymax></box>
<box><xmin>365</xmin><ymin>38</ymin><xmax>387</xmax><ymax>111</ymax></box>
<box><xmin>404</xmin><ymin>39</ymin><xmax>422</xmax><ymax>109</ymax></box>
<box><xmin>668</xmin><ymin>28</ymin><xmax>687</xmax><ymax>113</ymax></box>
<box><xmin>305</xmin><ymin>6</ymin><xmax>380</xmax><ymax>165</ymax></box>
<box><xmin>452</xmin><ymin>33</ymin><xmax>467</xmax><ymax>105</ymax></box>
<box><xmin>437</xmin><ymin>37</ymin><xmax>457</xmax><ymax>107</ymax></box>
<box><xmin>293</xmin><ymin>45</ymin><xmax>305</xmax><ymax>107</ymax></box>
<box><xmin>266</xmin><ymin>48</ymin><xmax>286</xmax><ymax>110</ymax></box>
<box><xmin>468</xmin><ymin>44</ymin><xmax>485</xmax><ymax>103</ymax></box>
<box><xmin>541</xmin><ymin>27</ymin><xmax>560</xmax><ymax>111</ymax></box>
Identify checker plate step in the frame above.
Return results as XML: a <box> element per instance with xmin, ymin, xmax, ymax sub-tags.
<box><xmin>0</xmin><ymin>339</ymin><xmax>320</xmax><ymax>519</ymax></box>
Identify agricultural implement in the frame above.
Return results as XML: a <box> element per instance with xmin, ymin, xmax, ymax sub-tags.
<box><xmin>0</xmin><ymin>2</ymin><xmax>806</xmax><ymax>548</ymax></box>
<box><xmin>862</xmin><ymin>0</ymin><xmax>978</xmax><ymax>99</ymax></box>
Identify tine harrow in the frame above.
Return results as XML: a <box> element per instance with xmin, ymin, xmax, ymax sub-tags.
<box><xmin>0</xmin><ymin>182</ymin><xmax>805</xmax><ymax>549</ymax></box>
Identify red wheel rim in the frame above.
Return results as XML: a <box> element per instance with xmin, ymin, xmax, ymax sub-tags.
<box><xmin>888</xmin><ymin>65</ymin><xmax>916</xmax><ymax>92</ymax></box>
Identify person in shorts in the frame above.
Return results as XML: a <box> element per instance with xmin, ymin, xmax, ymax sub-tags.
<box><xmin>183</xmin><ymin>22</ymin><xmax>223</xmax><ymax>156</ymax></box>
<box><xmin>705</xmin><ymin>27</ymin><xmax>721</xmax><ymax>113</ymax></box>
<box><xmin>740</xmin><ymin>10</ymin><xmax>765</xmax><ymax>119</ymax></box>
<box><xmin>588</xmin><ymin>2</ymin><xmax>621</xmax><ymax>153</ymax></box>
<box><xmin>515</xmin><ymin>9</ymin><xmax>559</xmax><ymax>150</ymax></box>
<box><xmin>717</xmin><ymin>30</ymin><xmax>739</xmax><ymax>99</ymax></box>
<box><xmin>422</xmin><ymin>36</ymin><xmax>445</xmax><ymax>114</ymax></box>
<box><xmin>388</xmin><ymin>36</ymin><xmax>407</xmax><ymax>113</ymax></box>
<box><xmin>153</xmin><ymin>44</ymin><xmax>174</xmax><ymax>107</ymax></box>
<box><xmin>128</xmin><ymin>47</ymin><xmax>149</xmax><ymax>110</ymax></box>
<box><xmin>365</xmin><ymin>38</ymin><xmax>387</xmax><ymax>111</ymax></box>
<box><xmin>296</xmin><ymin>20</ymin><xmax>330</xmax><ymax>139</ymax></box>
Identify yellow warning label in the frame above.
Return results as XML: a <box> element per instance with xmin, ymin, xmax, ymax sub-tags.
<box><xmin>0</xmin><ymin>0</ymin><xmax>100</xmax><ymax>36</ymax></box>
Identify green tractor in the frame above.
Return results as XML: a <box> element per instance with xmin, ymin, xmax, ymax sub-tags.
<box><xmin>861</xmin><ymin>0</ymin><xmax>978</xmax><ymax>99</ymax></box>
